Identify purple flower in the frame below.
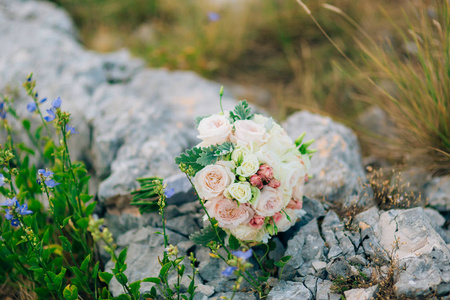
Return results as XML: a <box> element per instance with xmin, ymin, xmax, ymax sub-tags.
<box><xmin>38</xmin><ymin>169</ymin><xmax>54</xmax><ymax>178</ymax></box>
<box><xmin>2</xmin><ymin>198</ymin><xmax>33</xmax><ymax>227</ymax></box>
<box><xmin>222</xmin><ymin>266</ymin><xmax>237</xmax><ymax>277</ymax></box>
<box><xmin>164</xmin><ymin>188</ymin><xmax>175</xmax><ymax>198</ymax></box>
<box><xmin>40</xmin><ymin>98</ymin><xmax>47</xmax><ymax>103</ymax></box>
<box><xmin>208</xmin><ymin>12</ymin><xmax>220</xmax><ymax>22</ymax></box>
<box><xmin>0</xmin><ymin>102</ymin><xmax>6</xmax><ymax>120</ymax></box>
<box><xmin>0</xmin><ymin>173</ymin><xmax>4</xmax><ymax>186</ymax></box>
<box><xmin>66</xmin><ymin>125</ymin><xmax>79</xmax><ymax>134</ymax></box>
<box><xmin>27</xmin><ymin>102</ymin><xmax>37</xmax><ymax>112</ymax></box>
<box><xmin>44</xmin><ymin>109</ymin><xmax>56</xmax><ymax>122</ymax></box>
<box><xmin>45</xmin><ymin>179</ymin><xmax>60</xmax><ymax>188</ymax></box>
<box><xmin>51</xmin><ymin>97</ymin><xmax>62</xmax><ymax>109</ymax></box>
<box><xmin>232</xmin><ymin>249</ymin><xmax>253</xmax><ymax>260</ymax></box>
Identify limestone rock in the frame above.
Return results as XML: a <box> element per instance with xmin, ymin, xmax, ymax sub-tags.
<box><xmin>425</xmin><ymin>176</ymin><xmax>450</xmax><ymax>213</ymax></box>
<box><xmin>344</xmin><ymin>285</ymin><xmax>378</xmax><ymax>300</ymax></box>
<box><xmin>267</xmin><ymin>280</ymin><xmax>312</xmax><ymax>300</ymax></box>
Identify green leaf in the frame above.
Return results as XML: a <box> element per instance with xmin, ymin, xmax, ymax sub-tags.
<box><xmin>76</xmin><ymin>217</ymin><xmax>89</xmax><ymax>230</ymax></box>
<box><xmin>214</xmin><ymin>142</ymin><xmax>234</xmax><ymax>156</ymax></box>
<box><xmin>99</xmin><ymin>272</ymin><xmax>114</xmax><ymax>284</ymax></box>
<box><xmin>92</xmin><ymin>261</ymin><xmax>100</xmax><ymax>279</ymax></box>
<box><xmin>22</xmin><ymin>119</ymin><xmax>31</xmax><ymax>131</ymax></box>
<box><xmin>118</xmin><ymin>247</ymin><xmax>128</xmax><ymax>265</ymax></box>
<box><xmin>189</xmin><ymin>224</ymin><xmax>227</xmax><ymax>247</ymax></box>
<box><xmin>59</xmin><ymin>236</ymin><xmax>72</xmax><ymax>252</ymax></box>
<box><xmin>62</xmin><ymin>216</ymin><xmax>72</xmax><ymax>227</ymax></box>
<box><xmin>129</xmin><ymin>280</ymin><xmax>141</xmax><ymax>299</ymax></box>
<box><xmin>229</xmin><ymin>100</ymin><xmax>254</xmax><ymax>122</ymax></box>
<box><xmin>142</xmin><ymin>277</ymin><xmax>161</xmax><ymax>284</ymax></box>
<box><xmin>80</xmin><ymin>254</ymin><xmax>90</xmax><ymax>271</ymax></box>
<box><xmin>274</xmin><ymin>255</ymin><xmax>292</xmax><ymax>268</ymax></box>
<box><xmin>63</xmin><ymin>284</ymin><xmax>78</xmax><ymax>300</ymax></box>
<box><xmin>159</xmin><ymin>262</ymin><xmax>172</xmax><ymax>279</ymax></box>
<box><xmin>228</xmin><ymin>234</ymin><xmax>240</xmax><ymax>250</ymax></box>
<box><xmin>175</xmin><ymin>147</ymin><xmax>204</xmax><ymax>174</ymax></box>
<box><xmin>80</xmin><ymin>193</ymin><xmax>93</xmax><ymax>203</ymax></box>
<box><xmin>84</xmin><ymin>202</ymin><xmax>97</xmax><ymax>216</ymax></box>
<box><xmin>196</xmin><ymin>147</ymin><xmax>219</xmax><ymax>166</ymax></box>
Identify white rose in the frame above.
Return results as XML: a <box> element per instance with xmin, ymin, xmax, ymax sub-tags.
<box><xmin>197</xmin><ymin>114</ymin><xmax>232</xmax><ymax>146</ymax></box>
<box><xmin>205</xmin><ymin>197</ymin><xmax>254</xmax><ymax>229</ymax></box>
<box><xmin>225</xmin><ymin>182</ymin><xmax>252</xmax><ymax>203</ymax></box>
<box><xmin>231</xmin><ymin>145</ymin><xmax>253</xmax><ymax>164</ymax></box>
<box><xmin>232</xmin><ymin>120</ymin><xmax>267</xmax><ymax>146</ymax></box>
<box><xmin>266</xmin><ymin>124</ymin><xmax>294</xmax><ymax>156</ymax></box>
<box><xmin>276</xmin><ymin>209</ymin><xmax>299</xmax><ymax>232</ymax></box>
<box><xmin>253</xmin><ymin>186</ymin><xmax>285</xmax><ymax>217</ymax></box>
<box><xmin>252</xmin><ymin>114</ymin><xmax>269</xmax><ymax>126</ymax></box>
<box><xmin>254</xmin><ymin>145</ymin><xmax>281</xmax><ymax>173</ymax></box>
<box><xmin>277</xmin><ymin>161</ymin><xmax>305</xmax><ymax>195</ymax></box>
<box><xmin>236</xmin><ymin>154</ymin><xmax>260</xmax><ymax>177</ymax></box>
<box><xmin>194</xmin><ymin>163</ymin><xmax>235</xmax><ymax>199</ymax></box>
<box><xmin>229</xmin><ymin>225</ymin><xmax>268</xmax><ymax>242</ymax></box>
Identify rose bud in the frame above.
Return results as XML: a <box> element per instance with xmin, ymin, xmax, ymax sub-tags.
<box><xmin>257</xmin><ymin>164</ymin><xmax>273</xmax><ymax>182</ymax></box>
<box><xmin>248</xmin><ymin>215</ymin><xmax>265</xmax><ymax>229</ymax></box>
<box><xmin>250</xmin><ymin>174</ymin><xmax>264</xmax><ymax>189</ymax></box>
<box><xmin>272</xmin><ymin>212</ymin><xmax>283</xmax><ymax>224</ymax></box>
<box><xmin>268</xmin><ymin>179</ymin><xmax>281</xmax><ymax>189</ymax></box>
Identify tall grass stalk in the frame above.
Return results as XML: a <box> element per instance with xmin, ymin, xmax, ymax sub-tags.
<box><xmin>297</xmin><ymin>0</ymin><xmax>450</xmax><ymax>174</ymax></box>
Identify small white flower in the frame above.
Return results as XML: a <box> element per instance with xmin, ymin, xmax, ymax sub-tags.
<box><xmin>236</xmin><ymin>154</ymin><xmax>260</xmax><ymax>177</ymax></box>
<box><xmin>225</xmin><ymin>182</ymin><xmax>253</xmax><ymax>203</ymax></box>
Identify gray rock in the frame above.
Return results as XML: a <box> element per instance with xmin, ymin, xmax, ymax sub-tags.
<box><xmin>424</xmin><ymin>208</ymin><xmax>449</xmax><ymax>243</ymax></box>
<box><xmin>267</xmin><ymin>280</ymin><xmax>312</xmax><ymax>300</ymax></box>
<box><xmin>300</xmin><ymin>196</ymin><xmax>326</xmax><ymax>225</ymax></box>
<box><xmin>193</xmin><ymin>284</ymin><xmax>215</xmax><ymax>300</ymax></box>
<box><xmin>316</xmin><ymin>279</ymin><xmax>341</xmax><ymax>300</ymax></box>
<box><xmin>104</xmin><ymin>226</ymin><xmax>190</xmax><ymax>296</ymax></box>
<box><xmin>374</xmin><ymin>208</ymin><xmax>450</xmax><ymax>297</ymax></box>
<box><xmin>344</xmin><ymin>284</ymin><xmax>378</xmax><ymax>300</ymax></box>
<box><xmin>166</xmin><ymin>214</ymin><xmax>200</xmax><ymax>237</ymax></box>
<box><xmin>425</xmin><ymin>176</ymin><xmax>450</xmax><ymax>212</ymax></box>
<box><xmin>283</xmin><ymin>219</ymin><xmax>327</xmax><ymax>279</ymax></box>
<box><xmin>211</xmin><ymin>292</ymin><xmax>256</xmax><ymax>300</ymax></box>
<box><xmin>326</xmin><ymin>257</ymin><xmax>353</xmax><ymax>279</ymax></box>
<box><xmin>164</xmin><ymin>173</ymin><xmax>196</xmax><ymax>206</ymax></box>
<box><xmin>283</xmin><ymin>111</ymin><xmax>365</xmax><ymax>202</ymax></box>
<box><xmin>303</xmin><ymin>275</ymin><xmax>319</xmax><ymax>298</ymax></box>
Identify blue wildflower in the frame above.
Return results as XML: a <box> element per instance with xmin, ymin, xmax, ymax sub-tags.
<box><xmin>66</xmin><ymin>125</ymin><xmax>79</xmax><ymax>134</ymax></box>
<box><xmin>164</xmin><ymin>187</ymin><xmax>175</xmax><ymax>198</ymax></box>
<box><xmin>208</xmin><ymin>12</ymin><xmax>220</xmax><ymax>22</ymax></box>
<box><xmin>232</xmin><ymin>249</ymin><xmax>253</xmax><ymax>260</ymax></box>
<box><xmin>222</xmin><ymin>266</ymin><xmax>237</xmax><ymax>277</ymax></box>
<box><xmin>27</xmin><ymin>102</ymin><xmax>37</xmax><ymax>112</ymax></box>
<box><xmin>10</xmin><ymin>219</ymin><xmax>20</xmax><ymax>227</ymax></box>
<box><xmin>0</xmin><ymin>173</ymin><xmax>4</xmax><ymax>186</ymax></box>
<box><xmin>44</xmin><ymin>109</ymin><xmax>56</xmax><ymax>122</ymax></box>
<box><xmin>51</xmin><ymin>97</ymin><xmax>62</xmax><ymax>109</ymax></box>
<box><xmin>0</xmin><ymin>102</ymin><xmax>6</xmax><ymax>120</ymax></box>
<box><xmin>0</xmin><ymin>197</ymin><xmax>17</xmax><ymax>207</ymax></box>
<box><xmin>45</xmin><ymin>179</ymin><xmax>60</xmax><ymax>188</ymax></box>
<box><xmin>40</xmin><ymin>97</ymin><xmax>47</xmax><ymax>103</ymax></box>
<box><xmin>38</xmin><ymin>169</ymin><xmax>54</xmax><ymax>178</ymax></box>
<box><xmin>18</xmin><ymin>203</ymin><xmax>33</xmax><ymax>215</ymax></box>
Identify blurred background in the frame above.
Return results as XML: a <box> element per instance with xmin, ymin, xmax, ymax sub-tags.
<box><xmin>48</xmin><ymin>0</ymin><xmax>449</xmax><ymax>174</ymax></box>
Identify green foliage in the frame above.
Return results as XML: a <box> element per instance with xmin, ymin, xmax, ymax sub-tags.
<box><xmin>189</xmin><ymin>224</ymin><xmax>227</xmax><ymax>247</ymax></box>
<box><xmin>196</xmin><ymin>142</ymin><xmax>234</xmax><ymax>166</ymax></box>
<box><xmin>175</xmin><ymin>147</ymin><xmax>204</xmax><ymax>175</ymax></box>
<box><xmin>229</xmin><ymin>100</ymin><xmax>254</xmax><ymax>122</ymax></box>
<box><xmin>130</xmin><ymin>177</ymin><xmax>163</xmax><ymax>214</ymax></box>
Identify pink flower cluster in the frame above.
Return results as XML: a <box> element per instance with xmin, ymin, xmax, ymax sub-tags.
<box><xmin>249</xmin><ymin>165</ymin><xmax>280</xmax><ymax>190</ymax></box>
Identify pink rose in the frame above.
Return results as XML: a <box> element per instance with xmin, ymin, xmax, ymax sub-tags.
<box><xmin>250</xmin><ymin>175</ymin><xmax>263</xmax><ymax>189</ymax></box>
<box><xmin>268</xmin><ymin>179</ymin><xmax>281</xmax><ymax>189</ymax></box>
<box><xmin>276</xmin><ymin>209</ymin><xmax>299</xmax><ymax>232</ymax></box>
<box><xmin>197</xmin><ymin>114</ymin><xmax>232</xmax><ymax>146</ymax></box>
<box><xmin>194</xmin><ymin>163</ymin><xmax>235</xmax><ymax>199</ymax></box>
<box><xmin>205</xmin><ymin>197</ymin><xmax>254</xmax><ymax>229</ymax></box>
<box><xmin>257</xmin><ymin>165</ymin><xmax>273</xmax><ymax>182</ymax></box>
<box><xmin>272</xmin><ymin>212</ymin><xmax>283</xmax><ymax>224</ymax></box>
<box><xmin>254</xmin><ymin>186</ymin><xmax>285</xmax><ymax>217</ymax></box>
<box><xmin>287</xmin><ymin>199</ymin><xmax>303</xmax><ymax>210</ymax></box>
<box><xmin>248</xmin><ymin>215</ymin><xmax>265</xmax><ymax>229</ymax></box>
<box><xmin>232</xmin><ymin>120</ymin><xmax>267</xmax><ymax>146</ymax></box>
<box><xmin>292</xmin><ymin>177</ymin><xmax>305</xmax><ymax>202</ymax></box>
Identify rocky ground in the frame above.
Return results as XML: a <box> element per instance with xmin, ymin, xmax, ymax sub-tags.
<box><xmin>1</xmin><ymin>0</ymin><xmax>449</xmax><ymax>299</ymax></box>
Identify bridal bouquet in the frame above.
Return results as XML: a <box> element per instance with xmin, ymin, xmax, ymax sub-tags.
<box><xmin>176</xmin><ymin>100</ymin><xmax>314</xmax><ymax>243</ymax></box>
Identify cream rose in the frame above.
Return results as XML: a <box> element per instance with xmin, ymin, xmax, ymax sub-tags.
<box><xmin>277</xmin><ymin>161</ymin><xmax>305</xmax><ymax>195</ymax></box>
<box><xmin>205</xmin><ymin>197</ymin><xmax>254</xmax><ymax>229</ymax></box>
<box><xmin>197</xmin><ymin>114</ymin><xmax>232</xmax><ymax>146</ymax></box>
<box><xmin>232</xmin><ymin>120</ymin><xmax>267</xmax><ymax>146</ymax></box>
<box><xmin>292</xmin><ymin>177</ymin><xmax>305</xmax><ymax>202</ymax></box>
<box><xmin>194</xmin><ymin>163</ymin><xmax>235</xmax><ymax>199</ymax></box>
<box><xmin>236</xmin><ymin>154</ymin><xmax>260</xmax><ymax>177</ymax></box>
<box><xmin>276</xmin><ymin>209</ymin><xmax>299</xmax><ymax>232</ymax></box>
<box><xmin>254</xmin><ymin>145</ymin><xmax>281</xmax><ymax>173</ymax></box>
<box><xmin>225</xmin><ymin>182</ymin><xmax>252</xmax><ymax>203</ymax></box>
<box><xmin>253</xmin><ymin>186</ymin><xmax>285</xmax><ymax>217</ymax></box>
<box><xmin>229</xmin><ymin>225</ymin><xmax>267</xmax><ymax>242</ymax></box>
<box><xmin>231</xmin><ymin>145</ymin><xmax>253</xmax><ymax>164</ymax></box>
